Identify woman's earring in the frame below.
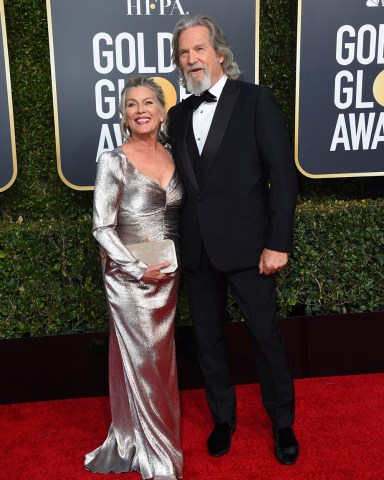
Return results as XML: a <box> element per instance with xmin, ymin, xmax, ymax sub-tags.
<box><xmin>158</xmin><ymin>122</ymin><xmax>165</xmax><ymax>142</ymax></box>
<box><xmin>124</xmin><ymin>125</ymin><xmax>131</xmax><ymax>139</ymax></box>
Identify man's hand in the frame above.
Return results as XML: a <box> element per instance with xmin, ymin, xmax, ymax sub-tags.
<box><xmin>258</xmin><ymin>248</ymin><xmax>288</xmax><ymax>276</ymax></box>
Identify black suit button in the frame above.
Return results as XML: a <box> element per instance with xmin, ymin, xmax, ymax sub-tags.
<box><xmin>197</xmin><ymin>196</ymin><xmax>202</xmax><ymax>201</ymax></box>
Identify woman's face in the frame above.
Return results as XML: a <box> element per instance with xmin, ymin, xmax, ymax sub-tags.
<box><xmin>124</xmin><ymin>86</ymin><xmax>164</xmax><ymax>139</ymax></box>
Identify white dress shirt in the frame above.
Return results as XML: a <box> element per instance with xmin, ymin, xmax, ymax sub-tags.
<box><xmin>193</xmin><ymin>75</ymin><xmax>228</xmax><ymax>155</ymax></box>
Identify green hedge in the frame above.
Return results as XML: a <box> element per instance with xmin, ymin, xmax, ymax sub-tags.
<box><xmin>1</xmin><ymin>199</ymin><xmax>383</xmax><ymax>338</ymax></box>
<box><xmin>0</xmin><ymin>0</ymin><xmax>383</xmax><ymax>339</ymax></box>
<box><xmin>277</xmin><ymin>199</ymin><xmax>384</xmax><ymax>317</ymax></box>
<box><xmin>0</xmin><ymin>216</ymin><xmax>104</xmax><ymax>338</ymax></box>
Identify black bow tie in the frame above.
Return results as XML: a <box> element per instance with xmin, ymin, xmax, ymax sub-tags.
<box><xmin>189</xmin><ymin>90</ymin><xmax>217</xmax><ymax>110</ymax></box>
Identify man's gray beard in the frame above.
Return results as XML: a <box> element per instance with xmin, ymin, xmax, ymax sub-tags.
<box><xmin>184</xmin><ymin>72</ymin><xmax>212</xmax><ymax>95</ymax></box>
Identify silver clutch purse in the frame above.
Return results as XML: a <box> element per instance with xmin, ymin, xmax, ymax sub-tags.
<box><xmin>127</xmin><ymin>239</ymin><xmax>178</xmax><ymax>273</ymax></box>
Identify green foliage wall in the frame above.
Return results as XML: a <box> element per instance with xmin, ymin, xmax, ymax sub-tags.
<box><xmin>279</xmin><ymin>200</ymin><xmax>384</xmax><ymax>317</ymax></box>
<box><xmin>0</xmin><ymin>0</ymin><xmax>383</xmax><ymax>338</ymax></box>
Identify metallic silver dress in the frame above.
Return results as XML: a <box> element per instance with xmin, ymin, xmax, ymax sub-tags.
<box><xmin>84</xmin><ymin>147</ymin><xmax>184</xmax><ymax>479</ymax></box>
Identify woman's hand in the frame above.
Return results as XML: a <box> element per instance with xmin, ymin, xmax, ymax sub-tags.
<box><xmin>141</xmin><ymin>261</ymin><xmax>171</xmax><ymax>283</ymax></box>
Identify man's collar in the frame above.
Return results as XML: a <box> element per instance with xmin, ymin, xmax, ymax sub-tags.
<box><xmin>209</xmin><ymin>75</ymin><xmax>228</xmax><ymax>100</ymax></box>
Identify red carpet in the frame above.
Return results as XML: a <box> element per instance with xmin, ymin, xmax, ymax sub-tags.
<box><xmin>1</xmin><ymin>374</ymin><xmax>383</xmax><ymax>480</ymax></box>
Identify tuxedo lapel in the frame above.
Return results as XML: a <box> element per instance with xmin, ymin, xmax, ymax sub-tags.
<box><xmin>198</xmin><ymin>81</ymin><xmax>239</xmax><ymax>187</ymax></box>
<box><xmin>175</xmin><ymin>101</ymin><xmax>198</xmax><ymax>192</ymax></box>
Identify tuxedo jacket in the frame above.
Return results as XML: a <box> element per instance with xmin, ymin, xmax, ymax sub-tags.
<box><xmin>168</xmin><ymin>79</ymin><xmax>298</xmax><ymax>271</ymax></box>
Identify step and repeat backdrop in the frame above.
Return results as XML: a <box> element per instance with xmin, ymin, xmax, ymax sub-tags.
<box><xmin>296</xmin><ymin>0</ymin><xmax>384</xmax><ymax>178</ymax></box>
<box><xmin>0</xmin><ymin>1</ymin><xmax>17</xmax><ymax>193</ymax></box>
<box><xmin>1</xmin><ymin>0</ymin><xmax>383</xmax><ymax>191</ymax></box>
<box><xmin>46</xmin><ymin>0</ymin><xmax>259</xmax><ymax>190</ymax></box>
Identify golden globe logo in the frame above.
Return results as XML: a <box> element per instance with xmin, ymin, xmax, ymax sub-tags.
<box><xmin>126</xmin><ymin>0</ymin><xmax>189</xmax><ymax>15</ymax></box>
<box><xmin>150</xmin><ymin>77</ymin><xmax>177</xmax><ymax>111</ymax></box>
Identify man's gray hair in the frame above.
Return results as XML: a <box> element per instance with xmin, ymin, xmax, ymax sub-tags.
<box><xmin>172</xmin><ymin>14</ymin><xmax>240</xmax><ymax>87</ymax></box>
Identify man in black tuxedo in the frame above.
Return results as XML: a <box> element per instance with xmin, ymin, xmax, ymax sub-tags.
<box><xmin>168</xmin><ymin>15</ymin><xmax>299</xmax><ymax>465</ymax></box>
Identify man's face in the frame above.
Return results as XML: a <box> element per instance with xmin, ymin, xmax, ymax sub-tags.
<box><xmin>178</xmin><ymin>25</ymin><xmax>224</xmax><ymax>94</ymax></box>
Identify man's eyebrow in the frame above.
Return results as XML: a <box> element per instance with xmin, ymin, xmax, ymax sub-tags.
<box><xmin>179</xmin><ymin>42</ymin><xmax>207</xmax><ymax>52</ymax></box>
<box><xmin>193</xmin><ymin>43</ymin><xmax>206</xmax><ymax>49</ymax></box>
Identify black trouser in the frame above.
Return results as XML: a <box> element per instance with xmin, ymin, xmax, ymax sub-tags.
<box><xmin>185</xmin><ymin>249</ymin><xmax>295</xmax><ymax>428</ymax></box>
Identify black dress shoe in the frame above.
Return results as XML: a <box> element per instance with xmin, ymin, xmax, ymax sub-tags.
<box><xmin>207</xmin><ymin>421</ymin><xmax>236</xmax><ymax>457</ymax></box>
<box><xmin>274</xmin><ymin>426</ymin><xmax>300</xmax><ymax>465</ymax></box>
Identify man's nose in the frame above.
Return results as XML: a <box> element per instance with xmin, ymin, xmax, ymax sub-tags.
<box><xmin>188</xmin><ymin>51</ymin><xmax>198</xmax><ymax>64</ymax></box>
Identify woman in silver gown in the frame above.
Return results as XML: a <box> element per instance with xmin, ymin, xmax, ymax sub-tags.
<box><xmin>84</xmin><ymin>77</ymin><xmax>184</xmax><ymax>480</ymax></box>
